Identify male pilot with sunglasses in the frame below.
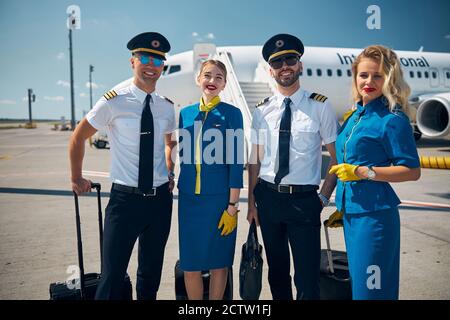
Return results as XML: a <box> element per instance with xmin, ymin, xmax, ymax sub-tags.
<box><xmin>247</xmin><ymin>34</ymin><xmax>338</xmax><ymax>300</ymax></box>
<box><xmin>69</xmin><ymin>32</ymin><xmax>176</xmax><ymax>299</ymax></box>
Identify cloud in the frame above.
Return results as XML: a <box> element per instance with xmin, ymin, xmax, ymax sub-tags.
<box><xmin>79</xmin><ymin>93</ymin><xmax>87</xmax><ymax>98</ymax></box>
<box><xmin>85</xmin><ymin>81</ymin><xmax>99</xmax><ymax>89</ymax></box>
<box><xmin>192</xmin><ymin>32</ymin><xmax>215</xmax><ymax>42</ymax></box>
<box><xmin>56</xmin><ymin>80</ymin><xmax>70</xmax><ymax>88</ymax></box>
<box><xmin>44</xmin><ymin>96</ymin><xmax>64</xmax><ymax>102</ymax></box>
<box><xmin>56</xmin><ymin>52</ymin><xmax>65</xmax><ymax>60</ymax></box>
<box><xmin>445</xmin><ymin>34</ymin><xmax>450</xmax><ymax>40</ymax></box>
<box><xmin>0</xmin><ymin>99</ymin><xmax>16</xmax><ymax>105</ymax></box>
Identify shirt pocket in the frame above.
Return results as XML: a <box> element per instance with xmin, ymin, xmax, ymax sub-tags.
<box><xmin>155</xmin><ymin>119</ymin><xmax>169</xmax><ymax>143</ymax></box>
<box><xmin>115</xmin><ymin>117</ymin><xmax>140</xmax><ymax>146</ymax></box>
<box><xmin>291</xmin><ymin>120</ymin><xmax>319</xmax><ymax>153</ymax></box>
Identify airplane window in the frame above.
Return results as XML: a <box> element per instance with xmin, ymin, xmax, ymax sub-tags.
<box><xmin>409</xmin><ymin>71</ymin><xmax>414</xmax><ymax>78</ymax></box>
<box><xmin>424</xmin><ymin>71</ymin><xmax>429</xmax><ymax>78</ymax></box>
<box><xmin>337</xmin><ymin>69</ymin><xmax>342</xmax><ymax>77</ymax></box>
<box><xmin>447</xmin><ymin>72</ymin><xmax>450</xmax><ymax>79</ymax></box>
<box><xmin>432</xmin><ymin>72</ymin><xmax>437</xmax><ymax>79</ymax></box>
<box><xmin>163</xmin><ymin>65</ymin><xmax>169</xmax><ymax>75</ymax></box>
<box><xmin>307</xmin><ymin>68</ymin><xmax>312</xmax><ymax>76</ymax></box>
<box><xmin>317</xmin><ymin>69</ymin><xmax>322</xmax><ymax>76</ymax></box>
<box><xmin>327</xmin><ymin>69</ymin><xmax>332</xmax><ymax>76</ymax></box>
<box><xmin>417</xmin><ymin>71</ymin><xmax>422</xmax><ymax>78</ymax></box>
<box><xmin>347</xmin><ymin>69</ymin><xmax>352</xmax><ymax>77</ymax></box>
<box><xmin>168</xmin><ymin>65</ymin><xmax>181</xmax><ymax>74</ymax></box>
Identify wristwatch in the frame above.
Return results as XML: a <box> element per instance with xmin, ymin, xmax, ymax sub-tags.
<box><xmin>318</xmin><ymin>193</ymin><xmax>330</xmax><ymax>207</ymax></box>
<box><xmin>229</xmin><ymin>202</ymin><xmax>239</xmax><ymax>209</ymax></box>
<box><xmin>367</xmin><ymin>167</ymin><xmax>376</xmax><ymax>180</ymax></box>
<box><xmin>168</xmin><ymin>171</ymin><xmax>175</xmax><ymax>179</ymax></box>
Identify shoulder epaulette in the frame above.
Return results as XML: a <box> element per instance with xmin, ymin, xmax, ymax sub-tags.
<box><xmin>309</xmin><ymin>93</ymin><xmax>328</xmax><ymax>103</ymax></box>
<box><xmin>255</xmin><ymin>97</ymin><xmax>270</xmax><ymax>108</ymax></box>
<box><xmin>163</xmin><ymin>96</ymin><xmax>174</xmax><ymax>104</ymax></box>
<box><xmin>103</xmin><ymin>90</ymin><xmax>118</xmax><ymax>101</ymax></box>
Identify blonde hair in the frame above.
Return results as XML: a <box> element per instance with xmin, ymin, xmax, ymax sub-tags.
<box><xmin>351</xmin><ymin>45</ymin><xmax>411</xmax><ymax>115</ymax></box>
<box><xmin>198</xmin><ymin>59</ymin><xmax>227</xmax><ymax>81</ymax></box>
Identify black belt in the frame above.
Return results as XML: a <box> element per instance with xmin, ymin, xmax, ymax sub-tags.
<box><xmin>258</xmin><ymin>179</ymin><xmax>318</xmax><ymax>194</ymax></box>
<box><xmin>112</xmin><ymin>182</ymin><xmax>168</xmax><ymax>197</ymax></box>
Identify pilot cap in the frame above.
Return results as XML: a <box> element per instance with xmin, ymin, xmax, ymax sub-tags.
<box><xmin>262</xmin><ymin>33</ymin><xmax>304</xmax><ymax>62</ymax></box>
<box><xmin>127</xmin><ymin>32</ymin><xmax>171</xmax><ymax>60</ymax></box>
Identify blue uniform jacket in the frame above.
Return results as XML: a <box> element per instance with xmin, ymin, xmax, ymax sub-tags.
<box><xmin>335</xmin><ymin>96</ymin><xmax>420</xmax><ymax>214</ymax></box>
<box><xmin>177</xmin><ymin>102</ymin><xmax>244</xmax><ymax>195</ymax></box>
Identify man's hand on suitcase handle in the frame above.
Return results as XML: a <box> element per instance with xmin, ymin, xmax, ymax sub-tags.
<box><xmin>72</xmin><ymin>177</ymin><xmax>93</xmax><ymax>195</ymax></box>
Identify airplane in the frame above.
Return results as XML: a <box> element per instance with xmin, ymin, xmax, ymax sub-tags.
<box><xmin>95</xmin><ymin>44</ymin><xmax>450</xmax><ymax>160</ymax></box>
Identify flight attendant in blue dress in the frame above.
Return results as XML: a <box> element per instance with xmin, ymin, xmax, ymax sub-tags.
<box><xmin>328</xmin><ymin>45</ymin><xmax>421</xmax><ymax>300</ymax></box>
<box><xmin>177</xmin><ymin>60</ymin><xmax>244</xmax><ymax>300</ymax></box>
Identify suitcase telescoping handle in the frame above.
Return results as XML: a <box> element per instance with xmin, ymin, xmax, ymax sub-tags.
<box><xmin>73</xmin><ymin>182</ymin><xmax>102</xmax><ymax>299</ymax></box>
<box><xmin>323</xmin><ymin>219</ymin><xmax>335</xmax><ymax>274</ymax></box>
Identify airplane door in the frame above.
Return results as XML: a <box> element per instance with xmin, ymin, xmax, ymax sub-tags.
<box><xmin>430</xmin><ymin>68</ymin><xmax>439</xmax><ymax>87</ymax></box>
<box><xmin>193</xmin><ymin>43</ymin><xmax>217</xmax><ymax>77</ymax></box>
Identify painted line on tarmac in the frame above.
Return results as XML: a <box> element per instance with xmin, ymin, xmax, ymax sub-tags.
<box><xmin>82</xmin><ymin>170</ymin><xmax>110</xmax><ymax>178</ymax></box>
<box><xmin>400</xmin><ymin>200</ymin><xmax>450</xmax><ymax>209</ymax></box>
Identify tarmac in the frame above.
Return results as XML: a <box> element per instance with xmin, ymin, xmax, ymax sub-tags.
<box><xmin>0</xmin><ymin>123</ymin><xmax>449</xmax><ymax>300</ymax></box>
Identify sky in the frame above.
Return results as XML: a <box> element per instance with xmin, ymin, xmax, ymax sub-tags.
<box><xmin>0</xmin><ymin>0</ymin><xmax>449</xmax><ymax>120</ymax></box>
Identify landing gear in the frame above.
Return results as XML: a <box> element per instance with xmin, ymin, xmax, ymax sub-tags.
<box><xmin>94</xmin><ymin>139</ymin><xmax>108</xmax><ymax>149</ymax></box>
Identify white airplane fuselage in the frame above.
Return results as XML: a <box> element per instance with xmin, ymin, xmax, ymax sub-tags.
<box><xmin>116</xmin><ymin>45</ymin><xmax>450</xmax><ymax>139</ymax></box>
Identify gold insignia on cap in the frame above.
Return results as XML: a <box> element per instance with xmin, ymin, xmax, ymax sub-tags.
<box><xmin>151</xmin><ymin>40</ymin><xmax>160</xmax><ymax>48</ymax></box>
<box><xmin>103</xmin><ymin>90</ymin><xmax>118</xmax><ymax>100</ymax></box>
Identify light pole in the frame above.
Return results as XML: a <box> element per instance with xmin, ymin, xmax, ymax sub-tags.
<box><xmin>27</xmin><ymin>88</ymin><xmax>36</xmax><ymax>126</ymax></box>
<box><xmin>89</xmin><ymin>65</ymin><xmax>94</xmax><ymax>110</ymax></box>
<box><xmin>66</xmin><ymin>5</ymin><xmax>81</xmax><ymax>130</ymax></box>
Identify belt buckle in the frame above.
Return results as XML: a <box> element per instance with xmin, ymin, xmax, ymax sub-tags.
<box><xmin>277</xmin><ymin>184</ymin><xmax>293</xmax><ymax>194</ymax></box>
<box><xmin>142</xmin><ymin>188</ymin><xmax>156</xmax><ymax>197</ymax></box>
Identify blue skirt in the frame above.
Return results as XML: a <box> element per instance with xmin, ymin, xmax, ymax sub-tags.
<box><xmin>344</xmin><ymin>208</ymin><xmax>400</xmax><ymax>300</ymax></box>
<box><xmin>178</xmin><ymin>192</ymin><xmax>237</xmax><ymax>271</ymax></box>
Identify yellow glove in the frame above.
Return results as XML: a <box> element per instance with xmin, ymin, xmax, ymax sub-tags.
<box><xmin>218</xmin><ymin>210</ymin><xmax>238</xmax><ymax>236</ymax></box>
<box><xmin>325</xmin><ymin>210</ymin><xmax>344</xmax><ymax>228</ymax></box>
<box><xmin>329</xmin><ymin>163</ymin><xmax>361</xmax><ymax>182</ymax></box>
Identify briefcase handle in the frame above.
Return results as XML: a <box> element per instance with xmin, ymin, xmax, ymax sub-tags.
<box><xmin>72</xmin><ymin>182</ymin><xmax>102</xmax><ymax>299</ymax></box>
<box><xmin>246</xmin><ymin>221</ymin><xmax>260</xmax><ymax>251</ymax></box>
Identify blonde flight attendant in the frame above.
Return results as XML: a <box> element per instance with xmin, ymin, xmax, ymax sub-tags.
<box><xmin>177</xmin><ymin>60</ymin><xmax>244</xmax><ymax>300</ymax></box>
<box><xmin>328</xmin><ymin>45</ymin><xmax>421</xmax><ymax>299</ymax></box>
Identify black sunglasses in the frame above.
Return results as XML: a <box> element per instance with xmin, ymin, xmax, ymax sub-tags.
<box><xmin>269</xmin><ymin>55</ymin><xmax>299</xmax><ymax>69</ymax></box>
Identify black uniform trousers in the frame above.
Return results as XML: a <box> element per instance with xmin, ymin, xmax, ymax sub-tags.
<box><xmin>95</xmin><ymin>183</ymin><xmax>173</xmax><ymax>300</ymax></box>
<box><xmin>254</xmin><ymin>180</ymin><xmax>322</xmax><ymax>300</ymax></box>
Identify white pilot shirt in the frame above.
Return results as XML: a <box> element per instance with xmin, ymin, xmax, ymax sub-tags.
<box><xmin>250</xmin><ymin>88</ymin><xmax>338</xmax><ymax>186</ymax></box>
<box><xmin>86</xmin><ymin>82</ymin><xmax>176</xmax><ymax>188</ymax></box>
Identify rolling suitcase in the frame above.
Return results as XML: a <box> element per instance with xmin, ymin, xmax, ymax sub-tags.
<box><xmin>49</xmin><ymin>183</ymin><xmax>132</xmax><ymax>300</ymax></box>
<box><xmin>174</xmin><ymin>260</ymin><xmax>233</xmax><ymax>300</ymax></box>
<box><xmin>319</xmin><ymin>219</ymin><xmax>352</xmax><ymax>300</ymax></box>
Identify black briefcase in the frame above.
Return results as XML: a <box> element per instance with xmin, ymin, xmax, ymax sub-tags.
<box><xmin>319</xmin><ymin>219</ymin><xmax>352</xmax><ymax>300</ymax></box>
<box><xmin>239</xmin><ymin>221</ymin><xmax>263</xmax><ymax>300</ymax></box>
<box><xmin>49</xmin><ymin>183</ymin><xmax>132</xmax><ymax>300</ymax></box>
<box><xmin>174</xmin><ymin>260</ymin><xmax>233</xmax><ymax>300</ymax></box>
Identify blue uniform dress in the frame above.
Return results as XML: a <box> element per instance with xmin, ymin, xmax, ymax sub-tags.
<box><xmin>177</xmin><ymin>101</ymin><xmax>244</xmax><ymax>271</ymax></box>
<box><xmin>335</xmin><ymin>96</ymin><xmax>420</xmax><ymax>300</ymax></box>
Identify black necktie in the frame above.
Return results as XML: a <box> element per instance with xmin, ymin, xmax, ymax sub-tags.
<box><xmin>138</xmin><ymin>94</ymin><xmax>154</xmax><ymax>193</ymax></box>
<box><xmin>274</xmin><ymin>97</ymin><xmax>292</xmax><ymax>185</ymax></box>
